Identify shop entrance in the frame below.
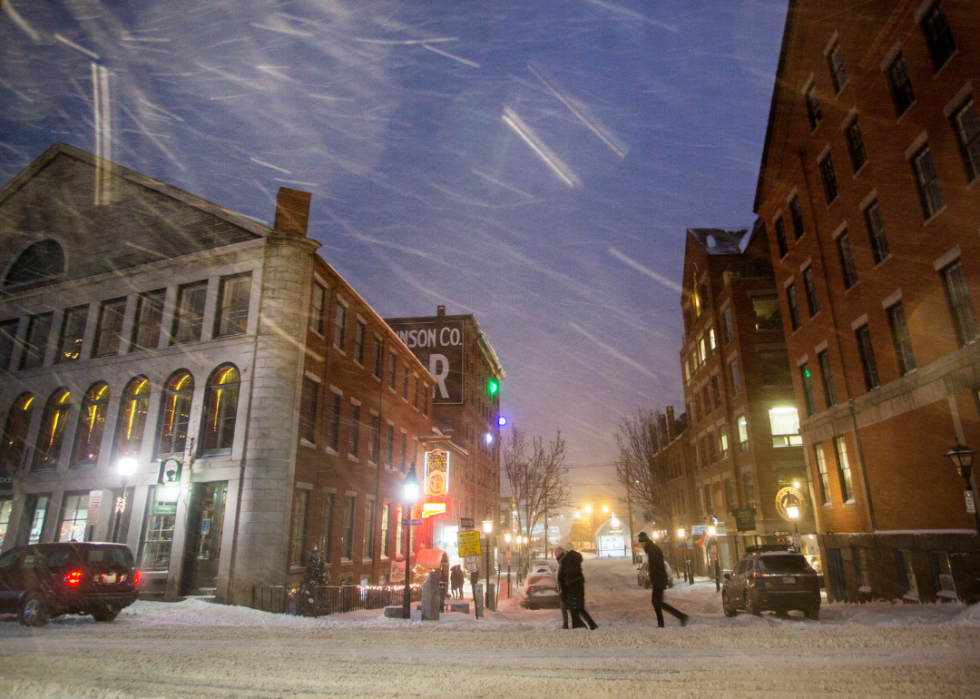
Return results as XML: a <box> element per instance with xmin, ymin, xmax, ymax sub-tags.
<box><xmin>179</xmin><ymin>482</ymin><xmax>227</xmax><ymax>593</ymax></box>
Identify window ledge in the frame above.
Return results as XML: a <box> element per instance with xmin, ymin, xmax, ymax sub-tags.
<box><xmin>309</xmin><ymin>328</ymin><xmax>324</xmax><ymax>340</ymax></box>
<box><xmin>843</xmin><ymin>500</ymin><xmax>856</xmax><ymax>507</ymax></box>
<box><xmin>923</xmin><ymin>206</ymin><xmax>948</xmax><ymax>227</ymax></box>
<box><xmin>896</xmin><ymin>101</ymin><xmax>917</xmax><ymax>125</ymax></box>
<box><xmin>932</xmin><ymin>51</ymin><xmax>958</xmax><ymax>80</ymax></box>
<box><xmin>289</xmin><ymin>565</ymin><xmax>305</xmax><ymax>573</ymax></box>
<box><xmin>873</xmin><ymin>254</ymin><xmax>892</xmax><ymax>269</ymax></box>
<box><xmin>967</xmin><ymin>175</ymin><xmax>980</xmax><ymax>191</ymax></box>
<box><xmin>347</xmin><ymin>454</ymin><xmax>360</xmax><ymax>462</ymax></box>
<box><xmin>340</xmin><ymin>560</ymin><xmax>353</xmax><ymax>565</ymax></box>
<box><xmin>852</xmin><ymin>160</ymin><xmax>869</xmax><ymax>179</ymax></box>
<box><xmin>844</xmin><ymin>281</ymin><xmax>860</xmax><ymax>294</ymax></box>
<box><xmin>325</xmin><ymin>447</ymin><xmax>339</xmax><ymax>456</ymax></box>
<box><xmin>821</xmin><ymin>503</ymin><xmax>834</xmax><ymax>509</ymax></box>
<box><xmin>826</xmin><ymin>195</ymin><xmax>840</xmax><ymax>208</ymax></box>
<box><xmin>299</xmin><ymin>440</ymin><xmax>317</xmax><ymax>449</ymax></box>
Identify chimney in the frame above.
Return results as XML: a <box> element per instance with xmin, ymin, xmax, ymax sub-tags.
<box><xmin>437</xmin><ymin>305</ymin><xmax>446</xmax><ymax>318</ymax></box>
<box><xmin>274</xmin><ymin>187</ymin><xmax>312</xmax><ymax>236</ymax></box>
<box><xmin>657</xmin><ymin>413</ymin><xmax>668</xmax><ymax>450</ymax></box>
<box><xmin>666</xmin><ymin>406</ymin><xmax>676</xmax><ymax>442</ymax></box>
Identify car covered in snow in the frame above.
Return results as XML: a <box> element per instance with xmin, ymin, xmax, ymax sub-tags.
<box><xmin>520</xmin><ymin>572</ymin><xmax>560</xmax><ymax>609</ymax></box>
<box><xmin>722</xmin><ymin>546</ymin><xmax>820</xmax><ymax>619</ymax></box>
<box><xmin>637</xmin><ymin>558</ymin><xmax>676</xmax><ymax>589</ymax></box>
<box><xmin>529</xmin><ymin>561</ymin><xmax>555</xmax><ymax>576</ymax></box>
<box><xmin>0</xmin><ymin>542</ymin><xmax>140</xmax><ymax>626</ymax></box>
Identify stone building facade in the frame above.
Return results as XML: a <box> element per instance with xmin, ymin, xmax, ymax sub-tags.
<box><xmin>0</xmin><ymin>143</ymin><xmax>433</xmax><ymax>605</ymax></box>
<box><xmin>754</xmin><ymin>0</ymin><xmax>980</xmax><ymax>602</ymax></box>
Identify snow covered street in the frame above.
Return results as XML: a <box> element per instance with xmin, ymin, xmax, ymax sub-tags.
<box><xmin>1</xmin><ymin>557</ymin><xmax>978</xmax><ymax>698</ymax></box>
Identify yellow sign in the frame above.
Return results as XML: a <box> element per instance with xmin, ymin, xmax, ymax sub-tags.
<box><xmin>421</xmin><ymin>502</ymin><xmax>447</xmax><ymax>518</ymax></box>
<box><xmin>425</xmin><ymin>449</ymin><xmax>450</xmax><ymax>496</ymax></box>
<box><xmin>457</xmin><ymin>529</ymin><xmax>482</xmax><ymax>558</ymax></box>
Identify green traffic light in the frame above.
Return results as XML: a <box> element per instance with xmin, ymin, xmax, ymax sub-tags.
<box><xmin>488</xmin><ymin>379</ymin><xmax>499</xmax><ymax>396</ymax></box>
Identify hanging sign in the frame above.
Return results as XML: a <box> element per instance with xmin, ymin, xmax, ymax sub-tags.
<box><xmin>775</xmin><ymin>486</ymin><xmax>807</xmax><ymax>522</ymax></box>
<box><xmin>424</xmin><ymin>450</ymin><xmax>450</xmax><ymax>496</ymax></box>
<box><xmin>732</xmin><ymin>507</ymin><xmax>757</xmax><ymax>532</ymax></box>
<box><xmin>152</xmin><ymin>484</ymin><xmax>179</xmax><ymax>516</ymax></box>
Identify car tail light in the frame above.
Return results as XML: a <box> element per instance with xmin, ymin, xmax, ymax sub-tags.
<box><xmin>134</xmin><ymin>571</ymin><xmax>140</xmax><ymax>586</ymax></box>
<box><xmin>65</xmin><ymin>569</ymin><xmax>84</xmax><ymax>587</ymax></box>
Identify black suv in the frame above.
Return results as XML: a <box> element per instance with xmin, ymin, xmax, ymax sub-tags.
<box><xmin>722</xmin><ymin>546</ymin><xmax>820</xmax><ymax>619</ymax></box>
<box><xmin>0</xmin><ymin>542</ymin><xmax>139</xmax><ymax>626</ymax></box>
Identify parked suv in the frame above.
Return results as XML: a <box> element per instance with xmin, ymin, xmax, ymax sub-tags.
<box><xmin>636</xmin><ymin>558</ymin><xmax>675</xmax><ymax>589</ymax></box>
<box><xmin>0</xmin><ymin>542</ymin><xmax>139</xmax><ymax>626</ymax></box>
<box><xmin>722</xmin><ymin>546</ymin><xmax>820</xmax><ymax>619</ymax></box>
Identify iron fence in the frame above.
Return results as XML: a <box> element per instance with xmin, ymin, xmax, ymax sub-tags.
<box><xmin>251</xmin><ymin>583</ymin><xmax>423</xmax><ymax>617</ymax></box>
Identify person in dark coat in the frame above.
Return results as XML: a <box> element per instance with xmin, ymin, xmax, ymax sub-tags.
<box><xmin>555</xmin><ymin>545</ymin><xmax>598</xmax><ymax>630</ymax></box>
<box><xmin>554</xmin><ymin>547</ymin><xmax>570</xmax><ymax>629</ymax></box>
<box><xmin>450</xmin><ymin>565</ymin><xmax>464</xmax><ymax>599</ymax></box>
<box><xmin>637</xmin><ymin>531</ymin><xmax>688</xmax><ymax>627</ymax></box>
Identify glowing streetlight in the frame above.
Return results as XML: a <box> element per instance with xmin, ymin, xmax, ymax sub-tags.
<box><xmin>112</xmin><ymin>457</ymin><xmax>139</xmax><ymax>542</ymax></box>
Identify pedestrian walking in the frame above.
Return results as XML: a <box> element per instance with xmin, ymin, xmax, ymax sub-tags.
<box><xmin>555</xmin><ymin>544</ymin><xmax>597</xmax><ymax>630</ymax></box>
<box><xmin>450</xmin><ymin>565</ymin><xmax>464</xmax><ymax>600</ymax></box>
<box><xmin>637</xmin><ymin>532</ymin><xmax>689</xmax><ymax>627</ymax></box>
<box><xmin>554</xmin><ymin>547</ymin><xmax>570</xmax><ymax>629</ymax></box>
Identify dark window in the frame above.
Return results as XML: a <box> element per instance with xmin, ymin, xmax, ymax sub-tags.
<box><xmin>702</xmin><ymin>386</ymin><xmax>711</xmax><ymax>416</ymax></box>
<box><xmin>760</xmin><ymin>555</ymin><xmax>810</xmax><ymax>574</ymax></box>
<box><xmin>827</xmin><ymin>43</ymin><xmax>847</xmax><ymax>93</ymax></box>
<box><xmin>800</xmin><ymin>363</ymin><xmax>817</xmax><ymax>417</ymax></box>
<box><xmin>863</xmin><ymin>201</ymin><xmax>890</xmax><ymax>264</ymax></box>
<box><xmin>708</xmin><ymin>433</ymin><xmax>718</xmax><ymax>463</ymax></box>
<box><xmin>953</xmin><ymin>99</ymin><xmax>980</xmax><ymax>182</ymax></box>
<box><xmin>369</xmin><ymin>414</ymin><xmax>380</xmax><ymax>464</ymax></box>
<box><xmin>818</xmin><ymin>350</ymin><xmax>836</xmax><ymax>408</ymax></box>
<box><xmin>115</xmin><ymin>377</ymin><xmax>150</xmax><ymax>458</ymax></box>
<box><xmin>319</xmin><ymin>493</ymin><xmax>335</xmax><ymax>562</ymax></box>
<box><xmin>388</xmin><ymin>353</ymin><xmax>397</xmax><ymax>389</ymax></box>
<box><xmin>402</xmin><ymin>365</ymin><xmax>409</xmax><ymax>399</ymax></box>
<box><xmin>855</xmin><ymin>325</ymin><xmax>880</xmax><ymax>390</ymax></box>
<box><xmin>837</xmin><ymin>232</ymin><xmax>858</xmax><ymax>289</ymax></box>
<box><xmin>72</xmin><ymin>383</ymin><xmax>109</xmax><ymax>466</ymax></box>
<box><xmin>805</xmin><ymin>86</ymin><xmax>822</xmax><ymax>129</ymax></box>
<box><xmin>814</xmin><ymin>443</ymin><xmax>831</xmax><ymax>505</ymax></box>
<box><xmin>341</xmin><ymin>495</ymin><xmax>356</xmax><ymax>560</ymax></box>
<box><xmin>327</xmin><ymin>392</ymin><xmax>342</xmax><ymax>452</ymax></box>
<box><xmin>385</xmin><ymin>424</ymin><xmax>394</xmax><ymax>468</ymax></box>
<box><xmin>774</xmin><ymin>217</ymin><xmax>788</xmax><ymax>258</ymax></box>
<box><xmin>941</xmin><ymin>260</ymin><xmax>979</xmax><ymax>346</ymax></box>
<box><xmin>912</xmin><ymin>147</ymin><xmax>944</xmax><ymax>218</ymax></box>
<box><xmin>363</xmin><ymin>500</ymin><xmax>376</xmax><ymax>560</ymax></box>
<box><xmin>131</xmin><ymin>290</ymin><xmax>165</xmax><ymax>352</ymax></box>
<box><xmin>887</xmin><ymin>302</ymin><xmax>917</xmax><ymax>376</ymax></box>
<box><xmin>819</xmin><ymin>154</ymin><xmax>839</xmax><ymax>203</ymax></box>
<box><xmin>353</xmin><ymin>320</ymin><xmax>365</xmax><ymax>365</ymax></box>
<box><xmin>290</xmin><ymin>489</ymin><xmax>309</xmax><ymax>566</ymax></box>
<box><xmin>723</xmin><ymin>308</ymin><xmax>734</xmax><ymax>344</ymax></box>
<box><xmin>921</xmin><ymin>2</ymin><xmax>956</xmax><ymax>71</ymax></box>
<box><xmin>729</xmin><ymin>359</ymin><xmax>741</xmax><ymax>397</ymax></box>
<box><xmin>752</xmin><ymin>294</ymin><xmax>782</xmax><ymax>332</ymax></box>
<box><xmin>93</xmin><ymin>298</ymin><xmax>127</xmax><ymax>358</ymax></box>
<box><xmin>789</xmin><ymin>196</ymin><xmax>805</xmax><ymax>240</ymax></box>
<box><xmin>56</xmin><ymin>305</ymin><xmax>88</xmax><ymax>363</ymax></box>
<box><xmin>373</xmin><ymin>337</ymin><xmax>383</xmax><ymax>378</ymax></box>
<box><xmin>34</xmin><ymin>388</ymin><xmax>71</xmax><ymax>470</ymax></box>
<box><xmin>712</xmin><ymin>375</ymin><xmax>722</xmax><ymax>409</ymax></box>
<box><xmin>333</xmin><ymin>303</ymin><xmax>347</xmax><ymax>349</ymax></box>
<box><xmin>348</xmin><ymin>403</ymin><xmax>361</xmax><ymax>458</ymax></box>
<box><xmin>786</xmin><ymin>284</ymin><xmax>801</xmax><ymax>331</ymax></box>
<box><xmin>299</xmin><ymin>378</ymin><xmax>318</xmax><ymax>444</ymax></box>
<box><xmin>759</xmin><ymin>350</ymin><xmax>792</xmax><ymax>388</ymax></box>
<box><xmin>202</xmin><ymin>366</ymin><xmax>239</xmax><ymax>454</ymax></box>
<box><xmin>20</xmin><ymin>313</ymin><xmax>52</xmax><ymax>370</ymax></box>
<box><xmin>887</xmin><ymin>54</ymin><xmax>915</xmax><ymax>116</ymax></box>
<box><xmin>310</xmin><ymin>283</ymin><xmax>326</xmax><ymax>334</ymax></box>
<box><xmin>845</xmin><ymin>119</ymin><xmax>867</xmax><ymax>171</ymax></box>
<box><xmin>172</xmin><ymin>281</ymin><xmax>208</xmax><ymax>344</ymax></box>
<box><xmin>0</xmin><ymin>319</ymin><xmax>17</xmax><ymax>371</ymax></box>
<box><xmin>214</xmin><ymin>273</ymin><xmax>251</xmax><ymax>337</ymax></box>
<box><xmin>158</xmin><ymin>372</ymin><xmax>193</xmax><ymax>456</ymax></box>
<box><xmin>1</xmin><ymin>393</ymin><xmax>35</xmax><ymax>474</ymax></box>
<box><xmin>802</xmin><ymin>267</ymin><xmax>820</xmax><ymax>317</ymax></box>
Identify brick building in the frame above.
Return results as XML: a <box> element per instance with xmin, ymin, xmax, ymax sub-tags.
<box><xmin>680</xmin><ymin>226</ymin><xmax>817</xmax><ymax>572</ymax></box>
<box><xmin>0</xmin><ymin>143</ymin><xmax>434</xmax><ymax>605</ymax></box>
<box><xmin>754</xmin><ymin>0</ymin><xmax>980</xmax><ymax>602</ymax></box>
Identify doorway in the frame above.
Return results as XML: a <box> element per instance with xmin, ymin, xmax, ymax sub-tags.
<box><xmin>180</xmin><ymin>482</ymin><xmax>227</xmax><ymax>593</ymax></box>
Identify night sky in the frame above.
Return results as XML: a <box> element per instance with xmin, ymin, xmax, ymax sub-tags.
<box><xmin>0</xmin><ymin>0</ymin><xmax>789</xmax><ymax>505</ymax></box>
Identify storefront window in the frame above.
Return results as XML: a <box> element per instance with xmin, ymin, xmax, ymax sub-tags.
<box><xmin>0</xmin><ymin>499</ymin><xmax>13</xmax><ymax>548</ymax></box>
<box><xmin>57</xmin><ymin>492</ymin><xmax>89</xmax><ymax>542</ymax></box>
<box><xmin>141</xmin><ymin>485</ymin><xmax>176</xmax><ymax>570</ymax></box>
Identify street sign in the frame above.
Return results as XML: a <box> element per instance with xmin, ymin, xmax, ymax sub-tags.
<box><xmin>460</xmin><ymin>517</ymin><xmax>474</xmax><ymax>529</ymax></box>
<box><xmin>966</xmin><ymin>490</ymin><xmax>976</xmax><ymax>514</ymax></box>
<box><xmin>792</xmin><ymin>533</ymin><xmax>802</xmax><ymax>551</ymax></box>
<box><xmin>88</xmin><ymin>490</ymin><xmax>103</xmax><ymax>527</ymax></box>
<box><xmin>690</xmin><ymin>525</ymin><xmax>709</xmax><ymax>536</ymax></box>
<box><xmin>458</xmin><ymin>529</ymin><xmax>482</xmax><ymax>557</ymax></box>
<box><xmin>411</xmin><ymin>518</ymin><xmax>423</xmax><ymax>526</ymax></box>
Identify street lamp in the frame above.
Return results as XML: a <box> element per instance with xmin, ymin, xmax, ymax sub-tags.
<box><xmin>944</xmin><ymin>443</ymin><xmax>980</xmax><ymax>537</ymax></box>
<box><xmin>401</xmin><ymin>463</ymin><xmax>420</xmax><ymax>619</ymax></box>
<box><xmin>786</xmin><ymin>504</ymin><xmax>801</xmax><ymax>551</ymax></box>
<box><xmin>483</xmin><ymin>509</ymin><xmax>493</xmax><ymax>611</ymax></box>
<box><xmin>113</xmin><ymin>457</ymin><xmax>138</xmax><ymax>543</ymax></box>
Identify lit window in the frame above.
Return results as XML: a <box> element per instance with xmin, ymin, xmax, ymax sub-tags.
<box><xmin>34</xmin><ymin>389</ymin><xmax>71</xmax><ymax>469</ymax></box>
<box><xmin>158</xmin><ymin>372</ymin><xmax>193</xmax><ymax>456</ymax></box>
<box><xmin>768</xmin><ymin>406</ymin><xmax>802</xmax><ymax>448</ymax></box>
<box><xmin>752</xmin><ymin>295</ymin><xmax>782</xmax><ymax>333</ymax></box>
<box><xmin>115</xmin><ymin>378</ymin><xmax>150</xmax><ymax>458</ymax></box>
<box><xmin>57</xmin><ymin>493</ymin><xmax>89</xmax><ymax>543</ymax></box>
<box><xmin>72</xmin><ymin>383</ymin><xmax>109</xmax><ymax>466</ymax></box>
<box><xmin>834</xmin><ymin>435</ymin><xmax>854</xmax><ymax>502</ymax></box>
<box><xmin>814</xmin><ymin>444</ymin><xmax>831</xmax><ymax>505</ymax></box>
<box><xmin>202</xmin><ymin>366</ymin><xmax>239</xmax><ymax>455</ymax></box>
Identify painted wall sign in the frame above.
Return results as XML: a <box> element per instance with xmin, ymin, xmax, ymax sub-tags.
<box><xmin>387</xmin><ymin>318</ymin><xmax>465</xmax><ymax>405</ymax></box>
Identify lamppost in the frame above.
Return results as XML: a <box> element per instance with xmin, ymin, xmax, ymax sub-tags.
<box><xmin>401</xmin><ymin>463</ymin><xmax>420</xmax><ymax>620</ymax></box>
<box><xmin>113</xmin><ymin>457</ymin><xmax>138</xmax><ymax>542</ymax></box>
<box><xmin>944</xmin><ymin>443</ymin><xmax>980</xmax><ymax>537</ymax></box>
<box><xmin>504</xmin><ymin>531</ymin><xmax>512</xmax><ymax>598</ymax></box>
<box><xmin>786</xmin><ymin>504</ymin><xmax>801</xmax><ymax>551</ymax></box>
<box><xmin>483</xmin><ymin>509</ymin><xmax>493</xmax><ymax>610</ymax></box>
<box><xmin>708</xmin><ymin>523</ymin><xmax>720</xmax><ymax>591</ymax></box>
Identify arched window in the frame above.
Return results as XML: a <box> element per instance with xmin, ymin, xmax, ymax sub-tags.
<box><xmin>115</xmin><ymin>377</ymin><xmax>150</xmax><ymax>459</ymax></box>
<box><xmin>34</xmin><ymin>389</ymin><xmax>71</xmax><ymax>469</ymax></box>
<box><xmin>202</xmin><ymin>365</ymin><xmax>239</xmax><ymax>455</ymax></box>
<box><xmin>0</xmin><ymin>393</ymin><xmax>35</xmax><ymax>473</ymax></box>
<box><xmin>158</xmin><ymin>372</ymin><xmax>193</xmax><ymax>457</ymax></box>
<box><xmin>4</xmin><ymin>240</ymin><xmax>65</xmax><ymax>288</ymax></box>
<box><xmin>72</xmin><ymin>383</ymin><xmax>109</xmax><ymax>466</ymax></box>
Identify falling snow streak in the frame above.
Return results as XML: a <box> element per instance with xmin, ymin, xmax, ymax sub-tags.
<box><xmin>502</xmin><ymin>107</ymin><xmax>581</xmax><ymax>188</ymax></box>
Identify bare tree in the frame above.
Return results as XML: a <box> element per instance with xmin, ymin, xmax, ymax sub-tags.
<box><xmin>614</xmin><ymin>409</ymin><xmax>672</xmax><ymax>531</ymax></box>
<box><xmin>503</xmin><ymin>427</ymin><xmax>570</xmax><ymax>552</ymax></box>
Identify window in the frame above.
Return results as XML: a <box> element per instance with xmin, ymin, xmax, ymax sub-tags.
<box><xmin>26</xmin><ymin>494</ymin><xmax>50</xmax><ymax>544</ymax></box>
<box><xmin>759</xmin><ymin>350</ymin><xmax>791</xmax><ymax>388</ymax></box>
<box><xmin>752</xmin><ymin>294</ymin><xmax>782</xmax><ymax>332</ymax></box>
<box><xmin>202</xmin><ymin>366</ymin><xmax>239</xmax><ymax>455</ymax></box>
<box><xmin>786</xmin><ymin>284</ymin><xmax>801</xmax><ymax>331</ymax></box>
<box><xmin>93</xmin><ymin>298</ymin><xmax>126</xmax><ymax>357</ymax></box>
<box><xmin>684</xmin><ymin>360</ymin><xmax>691</xmax><ymax>385</ymax></box>
<box><xmin>311</xmin><ymin>283</ymin><xmax>326</xmax><ymax>334</ymax></box>
<box><xmin>348</xmin><ymin>403</ymin><xmax>361</xmax><ymax>458</ymax></box>
<box><xmin>729</xmin><ymin>359</ymin><xmax>741</xmax><ymax>397</ymax></box>
<box><xmin>845</xmin><ymin>119</ymin><xmax>866</xmax><ymax>171</ymax></box>
<box><xmin>833</xmin><ymin>435</ymin><xmax>854</xmax><ymax>502</ymax></box>
<box><xmin>115</xmin><ymin>377</ymin><xmax>150</xmax><ymax>458</ymax></box>
<box><xmin>814</xmin><ymin>444</ymin><xmax>831</xmax><ymax>505</ymax></box>
<box><xmin>819</xmin><ymin>154</ymin><xmax>838</xmax><ymax>203</ymax></box>
<box><xmin>34</xmin><ymin>389</ymin><xmax>71</xmax><ymax>469</ymax></box>
<box><xmin>800</xmin><ymin>267</ymin><xmax>819</xmax><ymax>317</ymax></box>
<box><xmin>953</xmin><ymin>99</ymin><xmax>980</xmax><ymax>182</ymax></box>
<box><xmin>363</xmin><ymin>500</ymin><xmax>376</xmax><ymax>560</ymax></box>
<box><xmin>341</xmin><ymin>495</ymin><xmax>356</xmax><ymax>560</ymax></box>
<box><xmin>394</xmin><ymin>505</ymin><xmax>403</xmax><ymax>556</ymax></box>
<box><xmin>921</xmin><ymin>2</ymin><xmax>956</xmax><ymax>71</ymax></box>
<box><xmin>388</xmin><ymin>353</ymin><xmax>397</xmax><ymax>389</ymax></box>
<box><xmin>20</xmin><ymin>312</ymin><xmax>52</xmax><ymax>370</ymax></box>
<box><xmin>413</xmin><ymin>375</ymin><xmax>420</xmax><ymax>408</ymax></box>
<box><xmin>931</xmin><ymin>551</ymin><xmax>957</xmax><ymax>598</ymax></box>
<box><xmin>888</xmin><ymin>54</ymin><xmax>915</xmax><ymax>116</ymax></box>
<box><xmin>299</xmin><ymin>378</ymin><xmax>318</xmax><ymax>443</ymax></box>
<box><xmin>214</xmin><ymin>273</ymin><xmax>251</xmax><ymax>337</ymax></box>
<box><xmin>708</xmin><ymin>327</ymin><xmax>716</xmax><ymax>353</ymax></box>
<box><xmin>73</xmin><ymin>383</ymin><xmax>109</xmax><ymax>466</ymax></box>
<box><xmin>402</xmin><ymin>365</ymin><xmax>409</xmax><ymax>399</ymax></box>
<box><xmin>723</xmin><ymin>308</ymin><xmax>734</xmax><ymax>344</ymax></box>
<box><xmin>769</xmin><ymin>406</ymin><xmax>802</xmax><ymax>447</ymax></box>
<box><xmin>855</xmin><ymin>324</ymin><xmax>880</xmax><ymax>390</ymax></box>
<box><xmin>718</xmin><ymin>425</ymin><xmax>729</xmax><ymax>460</ymax></box>
<box><xmin>912</xmin><ymin>147</ymin><xmax>944</xmax><ymax>219</ymax></box>
<box><xmin>353</xmin><ymin>320</ymin><xmax>365</xmax><ymax>365</ymax></box>
<box><xmin>172</xmin><ymin>281</ymin><xmax>208</xmax><ymax>344</ymax></box>
<box><xmin>381</xmin><ymin>504</ymin><xmax>390</xmax><ymax>558</ymax></box>
<box><xmin>369</xmin><ymin>414</ymin><xmax>380</xmax><ymax>464</ymax></box>
<box><xmin>862</xmin><ymin>201</ymin><xmax>889</xmax><ymax>265</ymax></box>
<box><xmin>400</xmin><ymin>432</ymin><xmax>407</xmax><ymax>471</ymax></box>
<box><xmin>774</xmin><ymin>217</ymin><xmax>788</xmax><ymax>258</ymax></box>
<box><xmin>788</xmin><ymin>196</ymin><xmax>805</xmax><ymax>240</ymax></box>
<box><xmin>702</xmin><ymin>387</ymin><xmax>711</xmax><ymax>416</ymax></box>
<box><xmin>131</xmin><ymin>289</ymin><xmax>165</xmax><ymax>351</ymax></box>
<box><xmin>698</xmin><ymin>336</ymin><xmax>707</xmax><ymax>364</ymax></box>
<box><xmin>290</xmin><ymin>490</ymin><xmax>309</xmax><ymax>566</ymax></box>
<box><xmin>818</xmin><ymin>350</ymin><xmax>836</xmax><ymax>408</ymax></box>
<box><xmin>805</xmin><ymin>85</ymin><xmax>822</xmax><ymax>129</ymax></box>
<box><xmin>140</xmin><ymin>486</ymin><xmax>174</xmax><ymax>570</ymax></box>
<box><xmin>742</xmin><ymin>472</ymin><xmax>756</xmax><ymax>505</ymax></box>
<box><xmin>854</xmin><ymin>548</ymin><xmax>872</xmax><ymax>591</ymax></box>
<box><xmin>385</xmin><ymin>424</ymin><xmax>394</xmax><ymax>468</ymax></box>
<box><xmin>0</xmin><ymin>319</ymin><xmax>17</xmax><ymax>371</ymax></box>
<box><xmin>0</xmin><ymin>393</ymin><xmax>34</xmax><ymax>474</ymax></box>
<box><xmin>319</xmin><ymin>493</ymin><xmax>335</xmax><ymax>562</ymax></box>
<box><xmin>827</xmin><ymin>43</ymin><xmax>847</xmax><ymax>93</ymax></box>
<box><xmin>57</xmin><ymin>493</ymin><xmax>89</xmax><ymax>542</ymax></box>
<box><xmin>887</xmin><ymin>302</ymin><xmax>917</xmax><ymax>376</ymax></box>
<box><xmin>327</xmin><ymin>391</ymin><xmax>342</xmax><ymax>452</ymax></box>
<box><xmin>333</xmin><ymin>302</ymin><xmax>347</xmax><ymax>349</ymax></box>
<box><xmin>711</xmin><ymin>375</ymin><xmax>722</xmax><ymax>409</ymax></box>
<box><xmin>158</xmin><ymin>372</ymin><xmax>193</xmax><ymax>456</ymax></box>
<box><xmin>800</xmin><ymin>363</ymin><xmax>817</xmax><ymax>417</ymax></box>
<box><xmin>837</xmin><ymin>232</ymin><xmax>858</xmax><ymax>289</ymax></box>
<box><xmin>941</xmin><ymin>260</ymin><xmax>979</xmax><ymax>346</ymax></box>
<box><xmin>0</xmin><ymin>499</ymin><xmax>13</xmax><ymax>548</ymax></box>
<box><xmin>373</xmin><ymin>337</ymin><xmax>383</xmax><ymax>378</ymax></box>
<box><xmin>708</xmin><ymin>433</ymin><xmax>717</xmax><ymax>463</ymax></box>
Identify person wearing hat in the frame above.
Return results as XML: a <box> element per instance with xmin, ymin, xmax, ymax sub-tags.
<box><xmin>555</xmin><ymin>543</ymin><xmax>598</xmax><ymax>630</ymax></box>
<box><xmin>637</xmin><ymin>531</ymin><xmax>688</xmax><ymax>627</ymax></box>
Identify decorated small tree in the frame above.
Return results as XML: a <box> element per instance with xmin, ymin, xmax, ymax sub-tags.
<box><xmin>298</xmin><ymin>546</ymin><xmax>329</xmax><ymax>617</ymax></box>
